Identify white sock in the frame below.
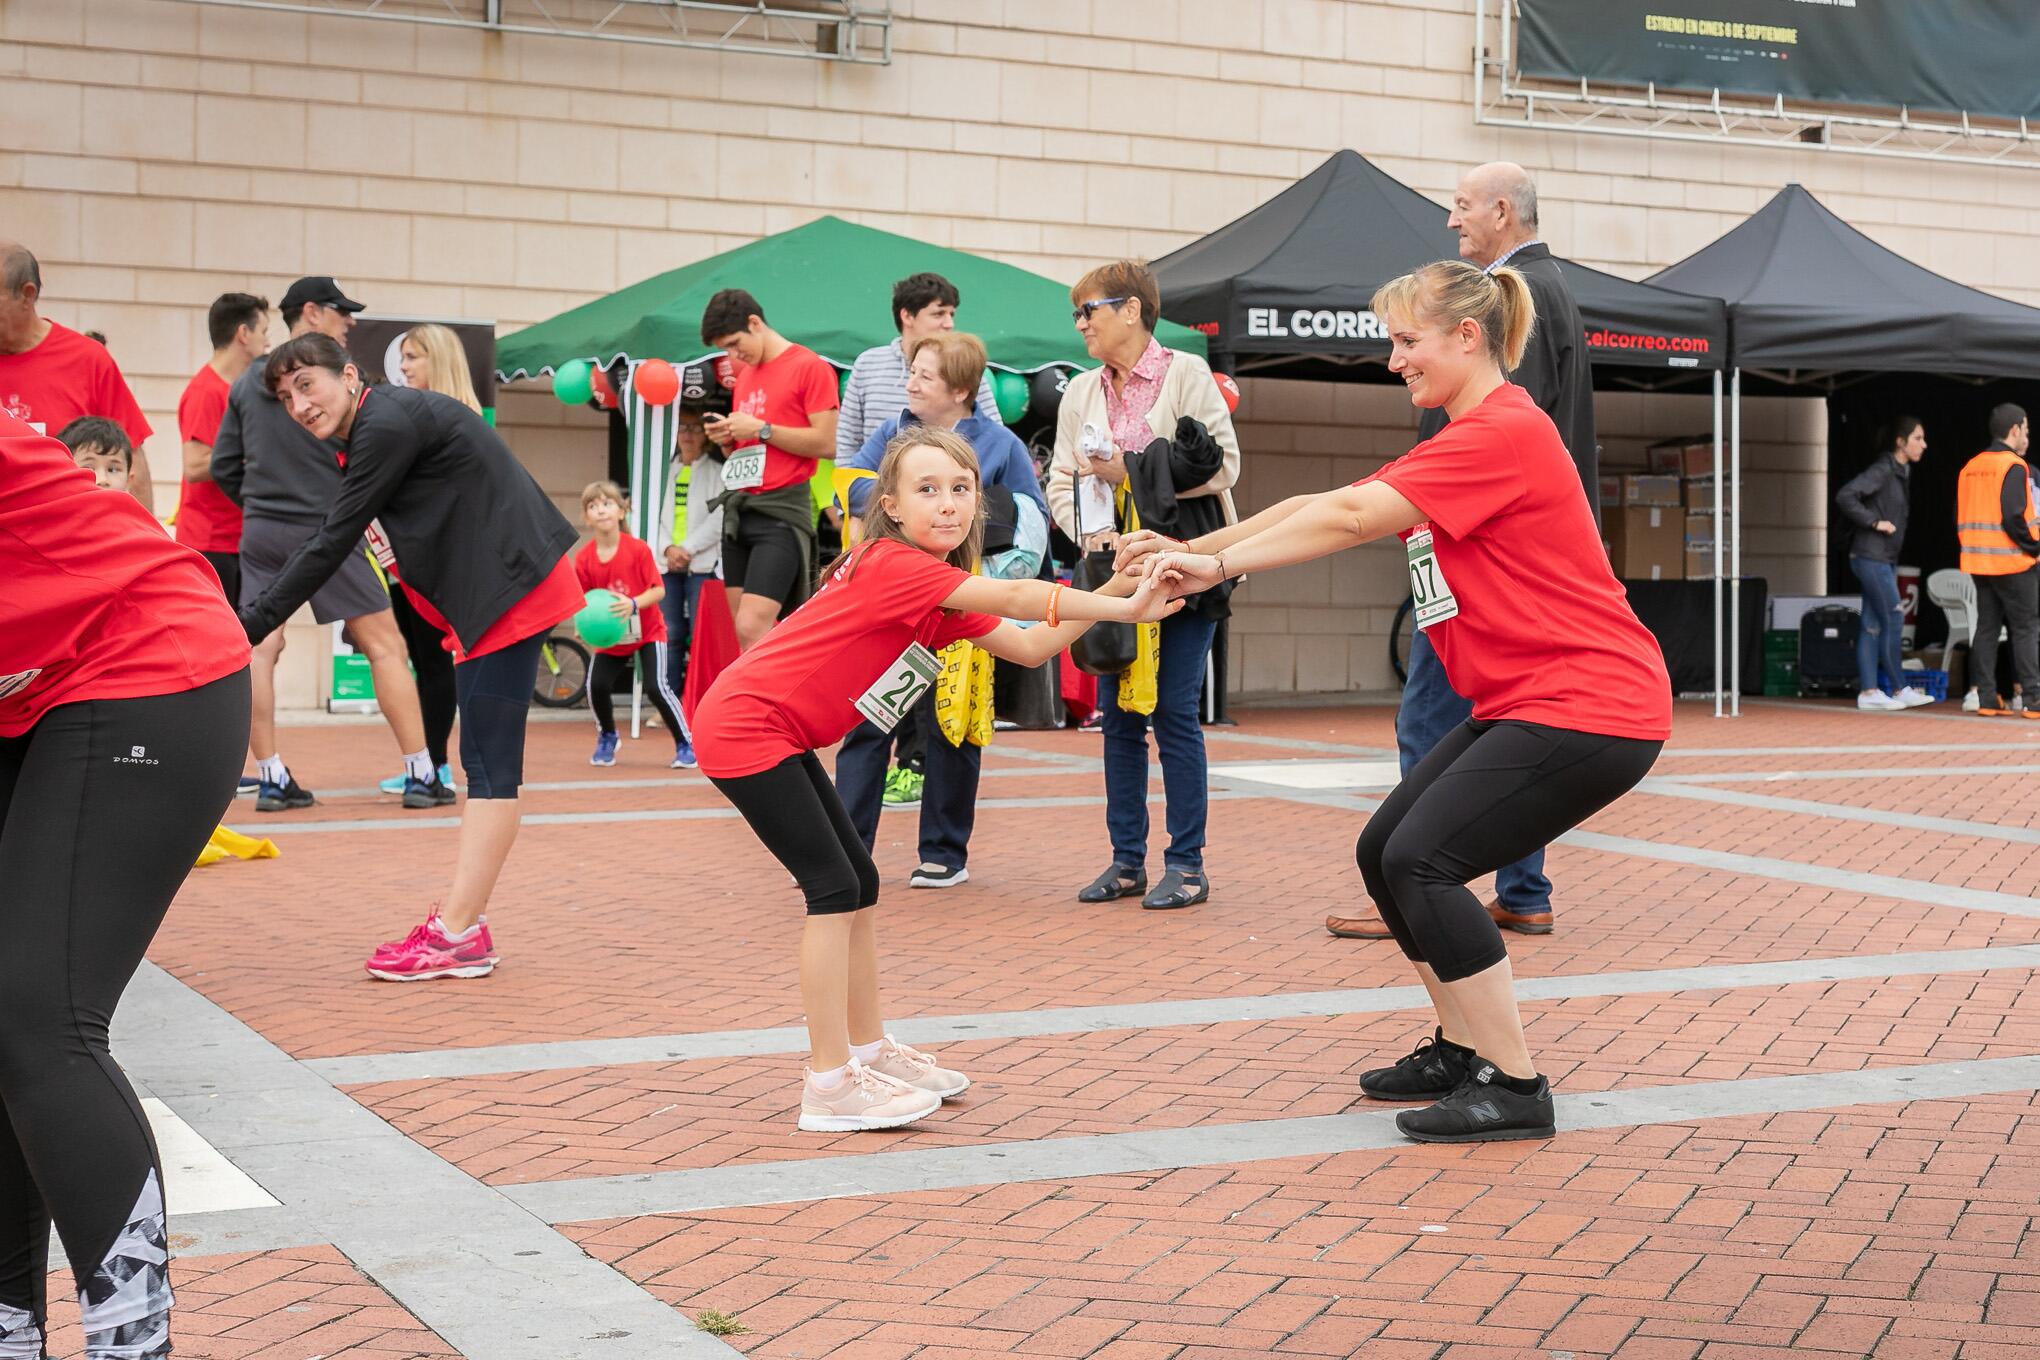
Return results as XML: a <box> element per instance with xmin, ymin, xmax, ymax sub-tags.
<box><xmin>809</xmin><ymin>1063</ymin><xmax>850</xmax><ymax>1090</ymax></box>
<box><xmin>849</xmin><ymin>1037</ymin><xmax>885</xmax><ymax>1064</ymax></box>
<box><xmin>257</xmin><ymin>755</ymin><xmax>287</xmax><ymax>784</ymax></box>
<box><xmin>439</xmin><ymin>917</ymin><xmax>481</xmax><ymax>942</ymax></box>
<box><xmin>403</xmin><ymin>749</ymin><xmax>434</xmax><ymax>782</ymax></box>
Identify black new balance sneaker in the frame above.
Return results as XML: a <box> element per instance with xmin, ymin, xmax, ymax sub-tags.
<box><xmin>1357</xmin><ymin>1027</ymin><xmax>1474</xmax><ymax>1101</ymax></box>
<box><xmin>1395</xmin><ymin>1059</ymin><xmax>1556</xmax><ymax>1143</ymax></box>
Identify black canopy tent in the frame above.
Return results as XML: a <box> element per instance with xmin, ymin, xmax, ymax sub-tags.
<box><xmin>1648</xmin><ymin>184</ymin><xmax>2040</xmax><ymax>711</ymax></box>
<box><xmin>1152</xmin><ymin>149</ymin><xmax>1740</xmax><ymax>707</ymax></box>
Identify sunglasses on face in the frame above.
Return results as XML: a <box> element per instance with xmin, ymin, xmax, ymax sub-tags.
<box><xmin>1072</xmin><ymin>296</ymin><xmax>1129</xmax><ymax>324</ymax></box>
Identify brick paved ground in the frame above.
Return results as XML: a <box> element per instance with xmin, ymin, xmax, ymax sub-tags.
<box><xmin>78</xmin><ymin>700</ymin><xmax>2040</xmax><ymax>1358</ymax></box>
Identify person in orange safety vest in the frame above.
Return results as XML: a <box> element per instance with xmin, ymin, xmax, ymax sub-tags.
<box><xmin>1956</xmin><ymin>403</ymin><xmax>2039</xmax><ymax>716</ymax></box>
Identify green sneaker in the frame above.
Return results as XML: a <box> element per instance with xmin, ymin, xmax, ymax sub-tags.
<box><xmin>882</xmin><ymin>767</ymin><xmax>924</xmax><ymax>809</ymax></box>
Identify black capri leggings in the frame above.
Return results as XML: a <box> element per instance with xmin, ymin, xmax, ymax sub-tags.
<box><xmin>389</xmin><ymin>583</ymin><xmax>457</xmax><ymax>770</ymax></box>
<box><xmin>0</xmin><ymin>667</ymin><xmax>248</xmax><ymax>1356</ymax></box>
<box><xmin>1355</xmin><ymin>719</ymin><xmax>1661</xmax><ymax>982</ymax></box>
<box><xmin>710</xmin><ymin>752</ymin><xmax>879</xmax><ymax>916</ymax></box>
<box><xmin>456</xmin><ymin>628</ymin><xmax>547</xmax><ymax>800</ymax></box>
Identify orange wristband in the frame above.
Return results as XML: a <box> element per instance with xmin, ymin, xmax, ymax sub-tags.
<box><xmin>1046</xmin><ymin>584</ymin><xmax>1063</xmax><ymax>628</ymax></box>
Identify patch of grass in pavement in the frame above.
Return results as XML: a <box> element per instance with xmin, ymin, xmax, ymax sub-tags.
<box><xmin>695</xmin><ymin>1309</ymin><xmax>748</xmax><ymax>1336</ymax></box>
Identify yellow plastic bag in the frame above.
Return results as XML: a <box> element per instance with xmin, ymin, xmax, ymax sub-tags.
<box><xmin>195</xmin><ymin>825</ymin><xmax>280</xmax><ymax>868</ymax></box>
<box><xmin>1113</xmin><ymin>484</ymin><xmax>1160</xmax><ymax>717</ymax></box>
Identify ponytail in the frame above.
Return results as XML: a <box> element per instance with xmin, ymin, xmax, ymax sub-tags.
<box><xmin>1371</xmin><ymin>258</ymin><xmax>1538</xmax><ymax>375</ymax></box>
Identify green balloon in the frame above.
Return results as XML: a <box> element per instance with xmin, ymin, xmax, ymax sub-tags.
<box><xmin>991</xmin><ymin>369</ymin><xmax>1029</xmax><ymax>425</ymax></box>
<box><xmin>574</xmin><ymin>589</ymin><xmax>628</xmax><ymax>650</ymax></box>
<box><xmin>552</xmin><ymin>359</ymin><xmax>593</xmax><ymax>406</ymax></box>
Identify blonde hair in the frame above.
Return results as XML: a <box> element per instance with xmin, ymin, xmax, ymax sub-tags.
<box><xmin>581</xmin><ymin>479</ymin><xmax>627</xmax><ymax>510</ymax></box>
<box><xmin>907</xmin><ymin>331</ymin><xmax>988</xmax><ymax>402</ymax></box>
<box><xmin>835</xmin><ymin>426</ymin><xmax>985</xmax><ymax>579</ymax></box>
<box><xmin>1371</xmin><ymin>260</ymin><xmax>1535</xmax><ymax>374</ymax></box>
<box><xmin>402</xmin><ymin>324</ymin><xmax>482</xmax><ymax>413</ymax></box>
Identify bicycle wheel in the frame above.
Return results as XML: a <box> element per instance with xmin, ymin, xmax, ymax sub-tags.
<box><xmin>1389</xmin><ymin>595</ymin><xmax>1417</xmax><ymax>686</ymax></box>
<box><xmin>532</xmin><ymin>634</ymin><xmax>592</xmax><ymax>708</ymax></box>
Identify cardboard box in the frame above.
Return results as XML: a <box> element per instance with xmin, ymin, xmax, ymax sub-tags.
<box><xmin>1606</xmin><ymin>505</ymin><xmax>1685</xmax><ymax>581</ymax></box>
<box><xmin>1646</xmin><ymin>437</ymin><xmax>1716</xmax><ymax>479</ymax></box>
<box><xmin>1683</xmin><ymin>474</ymin><xmax>1717</xmax><ymax>510</ymax></box>
<box><xmin>1645</xmin><ymin>446</ymin><xmax>1682</xmax><ymax>475</ymax></box>
<box><xmin>1597</xmin><ymin>474</ymin><xmax>1622</xmax><ymax>508</ymax></box>
<box><xmin>1684</xmin><ymin>546</ymin><xmax>1715</xmax><ymax>581</ymax></box>
<box><xmin>1679</xmin><ymin>442</ymin><xmax>1715</xmax><ymax>478</ymax></box>
<box><xmin>1684</xmin><ymin>513</ymin><xmax>1716</xmax><ymax>547</ymax></box>
<box><xmin>1622</xmin><ymin>473</ymin><xmax>1681</xmax><ymax>507</ymax></box>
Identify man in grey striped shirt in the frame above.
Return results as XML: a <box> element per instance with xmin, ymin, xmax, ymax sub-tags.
<box><xmin>835</xmin><ymin>271</ymin><xmax>1000</xmax><ymax>458</ymax></box>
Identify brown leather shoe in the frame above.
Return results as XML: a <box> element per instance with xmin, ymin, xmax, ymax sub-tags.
<box><xmin>1485</xmin><ymin>899</ymin><xmax>1554</xmax><ymax>935</ymax></box>
<box><xmin>1325</xmin><ymin>909</ymin><xmax>1394</xmax><ymax>940</ymax></box>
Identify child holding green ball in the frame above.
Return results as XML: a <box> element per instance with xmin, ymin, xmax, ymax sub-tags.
<box><xmin>574</xmin><ymin>480</ymin><xmax>693</xmax><ymax>769</ymax></box>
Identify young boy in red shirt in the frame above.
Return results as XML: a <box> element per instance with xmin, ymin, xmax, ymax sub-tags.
<box><xmin>573</xmin><ymin>480</ymin><xmax>693</xmax><ymax>769</ymax></box>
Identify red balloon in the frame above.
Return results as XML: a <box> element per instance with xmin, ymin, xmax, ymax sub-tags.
<box><xmin>1213</xmin><ymin>372</ymin><xmax>1241</xmax><ymax>413</ymax></box>
<box><xmin>634</xmin><ymin>358</ymin><xmax>679</xmax><ymax>406</ymax></box>
<box><xmin>589</xmin><ymin>364</ymin><xmax>620</xmax><ymax>410</ymax></box>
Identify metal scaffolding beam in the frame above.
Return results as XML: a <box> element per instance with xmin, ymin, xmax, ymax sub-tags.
<box><xmin>1473</xmin><ymin>0</ymin><xmax>2036</xmax><ymax>172</ymax></box>
<box><xmin>158</xmin><ymin>0</ymin><xmax>892</xmax><ymax>63</ymax></box>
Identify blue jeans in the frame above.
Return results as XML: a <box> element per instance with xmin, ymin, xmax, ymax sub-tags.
<box><xmin>1849</xmin><ymin>557</ymin><xmax>1904</xmax><ymax>694</ymax></box>
<box><xmin>833</xmin><ymin>689</ymin><xmax>982</xmax><ymax>869</ymax></box>
<box><xmin>659</xmin><ymin>570</ymin><xmax>694</xmax><ymax>699</ymax></box>
<box><xmin>1396</xmin><ymin>629</ymin><xmax>1551</xmax><ymax>912</ymax></box>
<box><xmin>1099</xmin><ymin>609</ymin><xmax>1217</xmax><ymax>873</ymax></box>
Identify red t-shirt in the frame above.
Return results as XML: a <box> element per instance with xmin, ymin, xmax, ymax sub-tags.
<box><xmin>401</xmin><ymin>553</ymin><xmax>583</xmax><ymax>665</ymax></box>
<box><xmin>572</xmin><ymin>533</ymin><xmax>668</xmax><ymax>655</ymax></box>
<box><xmin>693</xmin><ymin>539</ymin><xmax>1000</xmax><ymax>778</ymax></box>
<box><xmin>0</xmin><ymin>413</ymin><xmax>248</xmax><ymax>736</ymax></box>
<box><xmin>174</xmin><ymin>363</ymin><xmax>243</xmax><ymax>554</ymax></box>
<box><xmin>0</xmin><ymin>321</ymin><xmax>152</xmax><ymax>445</ymax></box>
<box><xmin>1366</xmin><ymin>383</ymin><xmax>1671</xmax><ymax>742</ymax></box>
<box><xmin>727</xmin><ymin>342</ymin><xmax>839</xmax><ymax>494</ymax></box>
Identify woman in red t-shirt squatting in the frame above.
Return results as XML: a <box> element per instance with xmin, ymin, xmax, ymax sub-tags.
<box><xmin>2</xmin><ymin>413</ymin><xmax>251</xmax><ymax>1360</ymax></box>
<box><xmin>1127</xmin><ymin>260</ymin><xmax>1673</xmax><ymax>1146</ymax></box>
<box><xmin>692</xmin><ymin>425</ymin><xmax>1177</xmax><ymax>1133</ymax></box>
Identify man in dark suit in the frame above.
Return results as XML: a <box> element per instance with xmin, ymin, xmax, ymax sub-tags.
<box><xmin>1327</xmin><ymin>162</ymin><xmax>1597</xmax><ymax>943</ymax></box>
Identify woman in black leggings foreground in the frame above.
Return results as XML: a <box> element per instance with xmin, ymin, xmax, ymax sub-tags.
<box><xmin>2</xmin><ymin>413</ymin><xmax>251</xmax><ymax>1359</ymax></box>
<box><xmin>1127</xmin><ymin>260</ymin><xmax>1672</xmax><ymax>1144</ymax></box>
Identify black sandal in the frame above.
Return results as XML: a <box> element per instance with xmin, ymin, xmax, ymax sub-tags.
<box><xmin>1077</xmin><ymin>863</ymin><xmax>1146</xmax><ymax>903</ymax></box>
<box><xmin>1142</xmin><ymin>869</ymin><xmax>1209</xmax><ymax>910</ymax></box>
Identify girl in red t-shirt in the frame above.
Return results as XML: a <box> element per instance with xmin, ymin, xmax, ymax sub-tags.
<box><xmin>694</xmin><ymin>426</ymin><xmax>1176</xmax><ymax>1133</ymax></box>
<box><xmin>1127</xmin><ymin>261</ymin><xmax>1671</xmax><ymax>1147</ymax></box>
<box><xmin>572</xmin><ymin>480</ymin><xmax>692</xmax><ymax>769</ymax></box>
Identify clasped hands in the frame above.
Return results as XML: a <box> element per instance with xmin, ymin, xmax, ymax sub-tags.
<box><xmin>1113</xmin><ymin>530</ymin><xmax>1225</xmax><ymax>600</ymax></box>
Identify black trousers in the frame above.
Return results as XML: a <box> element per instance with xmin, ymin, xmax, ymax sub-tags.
<box><xmin>0</xmin><ymin>669</ymin><xmax>248</xmax><ymax>1344</ymax></box>
<box><xmin>589</xmin><ymin>643</ymin><xmax>688</xmax><ymax>743</ymax></box>
<box><xmin>710</xmin><ymin>753</ymin><xmax>878</xmax><ymax>915</ymax></box>
<box><xmin>389</xmin><ymin>583</ymin><xmax>457</xmax><ymax>769</ymax></box>
<box><xmin>1355</xmin><ymin>719</ymin><xmax>1660</xmax><ymax>982</ymax></box>
<box><xmin>833</xmin><ymin>688</ymin><xmax>982</xmax><ymax>869</ymax></box>
<box><xmin>1969</xmin><ymin>568</ymin><xmax>2040</xmax><ymax>703</ymax></box>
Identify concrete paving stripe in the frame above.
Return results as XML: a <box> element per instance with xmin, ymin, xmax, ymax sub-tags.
<box><xmin>307</xmin><ymin>943</ymin><xmax>2040</xmax><ymax>1085</ymax></box>
<box><xmin>1659</xmin><ymin>742</ymin><xmax>2040</xmax><ymax>758</ymax></box>
<box><xmin>504</xmin><ymin>1052</ymin><xmax>2040</xmax><ymax>1223</ymax></box>
<box><xmin>250</xmin><ymin>789</ymin><xmax>1266</xmax><ymax>836</ymax></box>
<box><xmin>1210</xmin><ymin>759</ymin><xmax>1404</xmax><ymax>790</ymax></box>
<box><xmin>1637</xmin><ymin>779</ymin><xmax>2040</xmax><ymax>845</ymax></box>
<box><xmin>1744</xmin><ymin>696</ymin><xmax>2040</xmax><ymax>728</ymax></box>
<box><xmin>114</xmin><ymin>964</ymin><xmax>743</xmax><ymax>1360</ymax></box>
<box><xmin>1202</xmin><ymin>729</ymin><xmax>1398</xmax><ymax>757</ymax></box>
<box><xmin>1654</xmin><ymin>763</ymin><xmax>2040</xmax><ymax>785</ymax></box>
<box><xmin>306</xmin><ymin>765</ymin><xmax>1087</xmax><ymax>801</ymax></box>
<box><xmin>144</xmin><ymin>1097</ymin><xmax>280</xmax><ymax>1215</ymax></box>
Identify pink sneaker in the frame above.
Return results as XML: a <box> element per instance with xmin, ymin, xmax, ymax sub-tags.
<box><xmin>365</xmin><ymin>913</ymin><xmax>497</xmax><ymax>981</ymax></box>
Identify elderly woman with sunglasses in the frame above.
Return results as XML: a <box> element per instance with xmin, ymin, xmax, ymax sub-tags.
<box><xmin>1045</xmin><ymin>259</ymin><xmax>1241</xmax><ymax>911</ymax></box>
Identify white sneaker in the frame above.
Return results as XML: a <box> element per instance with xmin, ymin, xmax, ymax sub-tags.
<box><xmin>797</xmin><ymin>1061</ymin><xmax>941</xmax><ymax>1132</ymax></box>
<box><xmin>1962</xmin><ymin>689</ymin><xmax>1981</xmax><ymax>713</ymax></box>
<box><xmin>1894</xmin><ymin>686</ymin><xmax>1936</xmax><ymax>708</ymax></box>
<box><xmin>909</xmin><ymin>863</ymin><xmax>970</xmax><ymax>889</ymax></box>
<box><xmin>864</xmin><ymin>1035</ymin><xmax>971</xmax><ymax>1099</ymax></box>
<box><xmin>1857</xmin><ymin>692</ymin><xmax>1905</xmax><ymax>711</ymax></box>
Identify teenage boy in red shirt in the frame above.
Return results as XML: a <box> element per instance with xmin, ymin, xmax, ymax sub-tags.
<box><xmin>698</xmin><ymin>288</ymin><xmax>839</xmax><ymax>652</ymax></box>
<box><xmin>176</xmin><ymin>293</ymin><xmax>272</xmax><ymax>603</ymax></box>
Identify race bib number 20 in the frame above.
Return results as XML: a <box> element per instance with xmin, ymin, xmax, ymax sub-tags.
<box><xmin>1407</xmin><ymin>525</ymin><xmax>1459</xmax><ymax>629</ymax></box>
<box><xmin>854</xmin><ymin>643</ymin><xmax>940</xmax><ymax>732</ymax></box>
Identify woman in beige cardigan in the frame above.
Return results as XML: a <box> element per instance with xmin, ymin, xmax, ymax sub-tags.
<box><xmin>1046</xmin><ymin>259</ymin><xmax>1240</xmax><ymax>910</ymax></box>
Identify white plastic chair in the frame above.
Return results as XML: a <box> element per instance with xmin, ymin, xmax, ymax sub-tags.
<box><xmin>1924</xmin><ymin>568</ymin><xmax>1970</xmax><ymax>671</ymax></box>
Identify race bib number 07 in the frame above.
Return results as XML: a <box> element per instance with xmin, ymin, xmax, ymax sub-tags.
<box><xmin>1407</xmin><ymin>525</ymin><xmax>1459</xmax><ymax>629</ymax></box>
<box><xmin>854</xmin><ymin>642</ymin><xmax>940</xmax><ymax>732</ymax></box>
<box><xmin>722</xmin><ymin>447</ymin><xmax>766</xmax><ymax>491</ymax></box>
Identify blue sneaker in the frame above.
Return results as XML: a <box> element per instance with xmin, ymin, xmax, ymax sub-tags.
<box><xmin>437</xmin><ymin>762</ymin><xmax>457</xmax><ymax>791</ymax></box>
<box><xmin>256</xmin><ymin>774</ymin><xmax>315</xmax><ymax>812</ymax></box>
<box><xmin>671</xmin><ymin>740</ymin><xmax>697</xmax><ymax>770</ymax></box>
<box><xmin>379</xmin><ymin>772</ymin><xmax>407</xmax><ymax>795</ymax></box>
<box><xmin>402</xmin><ymin>773</ymin><xmax>453</xmax><ymax>809</ymax></box>
<box><xmin>237</xmin><ymin>775</ymin><xmax>260</xmax><ymax>797</ymax></box>
<box><xmin>591</xmin><ymin>730</ymin><xmax>620</xmax><ymax>767</ymax></box>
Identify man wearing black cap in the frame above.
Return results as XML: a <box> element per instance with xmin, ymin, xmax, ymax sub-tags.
<box><xmin>212</xmin><ymin>276</ymin><xmax>436</xmax><ymax>812</ymax></box>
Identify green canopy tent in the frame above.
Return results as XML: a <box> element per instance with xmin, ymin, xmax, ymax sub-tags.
<box><xmin>495</xmin><ymin>215</ymin><xmax>1208</xmax><ymax>547</ymax></box>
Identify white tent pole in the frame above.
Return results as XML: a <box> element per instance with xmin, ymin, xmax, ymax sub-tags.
<box><xmin>1730</xmin><ymin>366</ymin><xmax>1743</xmax><ymax>718</ymax></box>
<box><xmin>1712</xmin><ymin>368</ymin><xmax>1724</xmax><ymax>717</ymax></box>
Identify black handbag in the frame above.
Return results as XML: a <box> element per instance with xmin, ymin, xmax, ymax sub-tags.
<box><xmin>1068</xmin><ymin>443</ymin><xmax>1138</xmax><ymax>676</ymax></box>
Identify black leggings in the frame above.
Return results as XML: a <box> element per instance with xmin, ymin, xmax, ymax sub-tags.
<box><xmin>455</xmin><ymin>629</ymin><xmax>545</xmax><ymax>800</ymax></box>
<box><xmin>710</xmin><ymin>753</ymin><xmax>878</xmax><ymax>915</ymax></box>
<box><xmin>1355</xmin><ymin>719</ymin><xmax>1660</xmax><ymax>982</ymax></box>
<box><xmin>389</xmin><ymin>584</ymin><xmax>457</xmax><ymax>769</ymax></box>
<box><xmin>589</xmin><ymin>643</ymin><xmax>689</xmax><ymax>742</ymax></box>
<box><xmin>0</xmin><ymin>668</ymin><xmax>248</xmax><ymax>1357</ymax></box>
